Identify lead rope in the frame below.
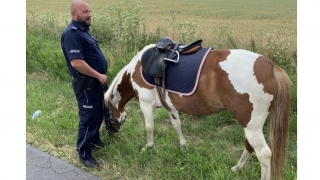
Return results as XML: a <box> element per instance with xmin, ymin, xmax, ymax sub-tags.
<box><xmin>101</xmin><ymin>84</ymin><xmax>108</xmax><ymax>132</ymax></box>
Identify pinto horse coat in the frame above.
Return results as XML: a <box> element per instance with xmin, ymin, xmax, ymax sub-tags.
<box><xmin>104</xmin><ymin>44</ymin><xmax>291</xmax><ymax>180</ymax></box>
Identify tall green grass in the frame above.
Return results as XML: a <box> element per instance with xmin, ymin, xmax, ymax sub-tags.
<box><xmin>26</xmin><ymin>0</ymin><xmax>297</xmax><ymax>179</ymax></box>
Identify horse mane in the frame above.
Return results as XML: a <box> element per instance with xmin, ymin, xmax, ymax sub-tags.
<box><xmin>104</xmin><ymin>67</ymin><xmax>128</xmax><ymax>104</ymax></box>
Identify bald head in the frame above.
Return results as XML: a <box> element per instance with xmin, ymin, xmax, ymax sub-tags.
<box><xmin>70</xmin><ymin>0</ymin><xmax>89</xmax><ymax>12</ymax></box>
<box><xmin>70</xmin><ymin>0</ymin><xmax>92</xmax><ymax>27</ymax></box>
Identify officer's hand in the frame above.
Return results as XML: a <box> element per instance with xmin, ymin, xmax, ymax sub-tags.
<box><xmin>98</xmin><ymin>74</ymin><xmax>107</xmax><ymax>85</ymax></box>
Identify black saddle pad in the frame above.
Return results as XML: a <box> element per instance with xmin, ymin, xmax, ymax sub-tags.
<box><xmin>141</xmin><ymin>48</ymin><xmax>212</xmax><ymax>95</ymax></box>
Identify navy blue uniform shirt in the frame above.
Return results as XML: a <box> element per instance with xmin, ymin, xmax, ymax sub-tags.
<box><xmin>61</xmin><ymin>20</ymin><xmax>107</xmax><ymax>76</ymax></box>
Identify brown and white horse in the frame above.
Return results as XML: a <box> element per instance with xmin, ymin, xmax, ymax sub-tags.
<box><xmin>103</xmin><ymin>44</ymin><xmax>291</xmax><ymax>180</ymax></box>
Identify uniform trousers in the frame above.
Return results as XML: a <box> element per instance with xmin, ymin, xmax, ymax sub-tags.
<box><xmin>72</xmin><ymin>78</ymin><xmax>104</xmax><ymax>160</ymax></box>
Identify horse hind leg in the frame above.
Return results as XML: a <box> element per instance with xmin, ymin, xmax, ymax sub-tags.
<box><xmin>245</xmin><ymin>128</ymin><xmax>272</xmax><ymax>180</ymax></box>
<box><xmin>231</xmin><ymin>138</ymin><xmax>253</xmax><ymax>172</ymax></box>
<box><xmin>167</xmin><ymin>110</ymin><xmax>188</xmax><ymax>149</ymax></box>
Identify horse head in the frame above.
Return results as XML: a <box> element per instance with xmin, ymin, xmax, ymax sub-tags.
<box><xmin>103</xmin><ymin>67</ymin><xmax>136</xmax><ymax>135</ymax></box>
<box><xmin>103</xmin><ymin>98</ymin><xmax>126</xmax><ymax>135</ymax></box>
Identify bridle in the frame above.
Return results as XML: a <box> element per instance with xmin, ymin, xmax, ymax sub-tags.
<box><xmin>104</xmin><ymin>101</ymin><xmax>125</xmax><ymax>135</ymax></box>
<box><xmin>103</xmin><ymin>84</ymin><xmax>125</xmax><ymax>135</ymax></box>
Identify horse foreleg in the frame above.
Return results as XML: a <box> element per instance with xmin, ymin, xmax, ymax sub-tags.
<box><xmin>140</xmin><ymin>101</ymin><xmax>155</xmax><ymax>149</ymax></box>
<box><xmin>167</xmin><ymin>110</ymin><xmax>188</xmax><ymax>149</ymax></box>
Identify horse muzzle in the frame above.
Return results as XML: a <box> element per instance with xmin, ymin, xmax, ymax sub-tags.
<box><xmin>104</xmin><ymin>117</ymin><xmax>125</xmax><ymax>136</ymax></box>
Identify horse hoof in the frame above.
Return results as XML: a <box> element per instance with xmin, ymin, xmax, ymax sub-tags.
<box><xmin>179</xmin><ymin>144</ymin><xmax>188</xmax><ymax>150</ymax></box>
<box><xmin>231</xmin><ymin>166</ymin><xmax>239</xmax><ymax>172</ymax></box>
<box><xmin>141</xmin><ymin>147</ymin><xmax>147</xmax><ymax>152</ymax></box>
<box><xmin>141</xmin><ymin>144</ymin><xmax>154</xmax><ymax>152</ymax></box>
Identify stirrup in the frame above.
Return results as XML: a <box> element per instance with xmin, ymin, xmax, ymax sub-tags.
<box><xmin>163</xmin><ymin>50</ymin><xmax>180</xmax><ymax>63</ymax></box>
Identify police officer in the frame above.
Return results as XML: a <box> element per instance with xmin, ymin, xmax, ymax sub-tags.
<box><xmin>60</xmin><ymin>0</ymin><xmax>107</xmax><ymax>167</ymax></box>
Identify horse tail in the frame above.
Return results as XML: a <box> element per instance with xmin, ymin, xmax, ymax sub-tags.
<box><xmin>270</xmin><ymin>66</ymin><xmax>292</xmax><ymax>180</ymax></box>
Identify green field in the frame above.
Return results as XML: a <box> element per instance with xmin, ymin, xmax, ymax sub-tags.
<box><xmin>27</xmin><ymin>0</ymin><xmax>296</xmax><ymax>54</ymax></box>
<box><xmin>26</xmin><ymin>0</ymin><xmax>297</xmax><ymax>179</ymax></box>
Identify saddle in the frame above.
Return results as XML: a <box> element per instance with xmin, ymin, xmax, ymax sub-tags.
<box><xmin>142</xmin><ymin>37</ymin><xmax>202</xmax><ymax>77</ymax></box>
<box><xmin>141</xmin><ymin>37</ymin><xmax>203</xmax><ymax>110</ymax></box>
